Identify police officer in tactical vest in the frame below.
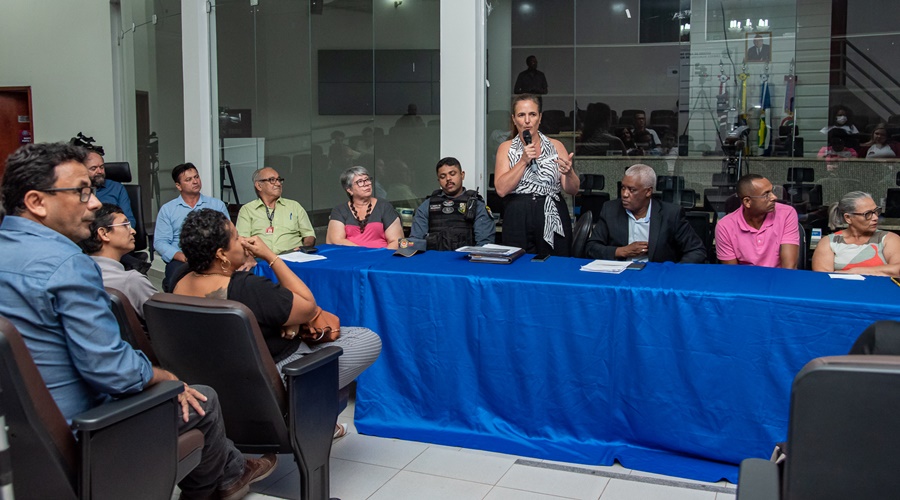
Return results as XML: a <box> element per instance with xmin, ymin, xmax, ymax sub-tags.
<box><xmin>410</xmin><ymin>157</ymin><xmax>496</xmax><ymax>250</ymax></box>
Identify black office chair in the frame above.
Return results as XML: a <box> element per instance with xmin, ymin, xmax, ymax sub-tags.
<box><xmin>685</xmin><ymin>211</ymin><xmax>716</xmax><ymax>263</ymax></box>
<box><xmin>487</xmin><ymin>173</ymin><xmax>504</xmax><ymax>220</ymax></box>
<box><xmin>570</xmin><ymin>211</ymin><xmax>593</xmax><ymax>258</ymax></box>
<box><xmin>0</xmin><ymin>316</ymin><xmax>201</xmax><ymax>499</ymax></box>
<box><xmin>737</xmin><ymin>355</ymin><xmax>900</xmax><ymax>500</ymax></box>
<box><xmin>144</xmin><ymin>293</ymin><xmax>343</xmax><ymax>500</ymax></box>
<box><xmin>539</xmin><ymin>109</ymin><xmax>567</xmax><ymax>135</ymax></box>
<box><xmin>797</xmin><ymin>222</ymin><xmax>808</xmax><ymax>270</ymax></box>
<box><xmin>783</xmin><ymin>167</ymin><xmax>823</xmax><ymax>214</ymax></box>
<box><xmin>883</xmin><ymin>172</ymin><xmax>900</xmax><ymax>218</ymax></box>
<box><xmin>848</xmin><ymin>320</ymin><xmax>900</xmax><ymax>355</ymax></box>
<box><xmin>106</xmin><ymin>287</ymin><xmax>158</xmax><ymax>365</ymax></box>
<box><xmin>576</xmin><ymin>174</ymin><xmax>610</xmax><ymax>220</ymax></box>
<box><xmin>104</xmin><ymin>161</ymin><xmax>151</xmax><ymax>257</ymax></box>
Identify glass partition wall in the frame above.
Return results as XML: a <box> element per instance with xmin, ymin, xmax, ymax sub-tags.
<box><xmin>487</xmin><ymin>0</ymin><xmax>900</xmax><ymax>226</ymax></box>
<box><xmin>210</xmin><ymin>0</ymin><xmax>440</xmax><ymax>229</ymax></box>
<box><xmin>120</xmin><ymin>0</ymin><xmax>185</xmax><ymax>221</ymax></box>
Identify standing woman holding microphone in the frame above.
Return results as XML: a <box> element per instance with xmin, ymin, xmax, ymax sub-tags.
<box><xmin>494</xmin><ymin>94</ymin><xmax>580</xmax><ymax>255</ymax></box>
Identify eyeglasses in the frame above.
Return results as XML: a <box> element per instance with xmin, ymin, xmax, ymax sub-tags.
<box><xmin>38</xmin><ymin>186</ymin><xmax>97</xmax><ymax>203</ymax></box>
<box><xmin>355</xmin><ymin>177</ymin><xmax>372</xmax><ymax>187</ymax></box>
<box><xmin>848</xmin><ymin>207</ymin><xmax>882</xmax><ymax>220</ymax></box>
<box><xmin>744</xmin><ymin>191</ymin><xmax>776</xmax><ymax>200</ymax></box>
<box><xmin>105</xmin><ymin>221</ymin><xmax>132</xmax><ymax>229</ymax></box>
<box><xmin>259</xmin><ymin>177</ymin><xmax>285</xmax><ymax>184</ymax></box>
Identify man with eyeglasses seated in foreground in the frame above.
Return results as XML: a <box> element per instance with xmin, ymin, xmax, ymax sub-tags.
<box><xmin>0</xmin><ymin>143</ymin><xmax>277</xmax><ymax>500</ymax></box>
<box><xmin>715</xmin><ymin>174</ymin><xmax>800</xmax><ymax>268</ymax></box>
<box><xmin>155</xmin><ymin>162</ymin><xmax>230</xmax><ymax>291</ymax></box>
<box><xmin>78</xmin><ymin>203</ymin><xmax>158</xmax><ymax>318</ymax></box>
<box><xmin>237</xmin><ymin>167</ymin><xmax>316</xmax><ymax>260</ymax></box>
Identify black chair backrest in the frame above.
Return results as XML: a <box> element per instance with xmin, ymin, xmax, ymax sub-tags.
<box><xmin>685</xmin><ymin>211</ymin><xmax>715</xmax><ymax>263</ymax></box>
<box><xmin>577</xmin><ymin>193</ymin><xmax>610</xmax><ymax>221</ymax></box>
<box><xmin>106</xmin><ymin>287</ymin><xmax>158</xmax><ymax>365</ymax></box>
<box><xmin>785</xmin><ymin>356</ymin><xmax>900</xmax><ymax>498</ymax></box>
<box><xmin>885</xmin><ymin>188</ymin><xmax>900</xmax><ymax>218</ymax></box>
<box><xmin>570</xmin><ymin>212</ymin><xmax>593</xmax><ymax>258</ymax></box>
<box><xmin>143</xmin><ymin>293</ymin><xmax>292</xmax><ymax>453</ymax></box>
<box><xmin>581</xmin><ymin>174</ymin><xmax>605</xmax><ymax>193</ymax></box>
<box><xmin>0</xmin><ymin>316</ymin><xmax>78</xmax><ymax>499</ymax></box>
<box><xmin>787</xmin><ymin>167</ymin><xmax>814</xmax><ymax>183</ymax></box>
<box><xmin>656</xmin><ymin>175</ymin><xmax>684</xmax><ymax>192</ymax></box>
<box><xmin>104</xmin><ymin>162</ymin><xmax>132</xmax><ymax>183</ymax></box>
<box><xmin>797</xmin><ymin>222</ymin><xmax>808</xmax><ymax>270</ymax></box>
<box><xmin>849</xmin><ymin>320</ymin><xmax>900</xmax><ymax>355</ymax></box>
<box><xmin>125</xmin><ymin>184</ymin><xmax>148</xmax><ymax>252</ymax></box>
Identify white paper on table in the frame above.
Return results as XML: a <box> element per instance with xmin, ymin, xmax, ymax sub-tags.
<box><xmin>827</xmin><ymin>273</ymin><xmax>865</xmax><ymax>280</ymax></box>
<box><xmin>580</xmin><ymin>259</ymin><xmax>630</xmax><ymax>274</ymax></box>
<box><xmin>279</xmin><ymin>251</ymin><xmax>327</xmax><ymax>264</ymax></box>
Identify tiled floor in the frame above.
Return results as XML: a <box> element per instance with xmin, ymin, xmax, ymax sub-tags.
<box><xmin>208</xmin><ymin>399</ymin><xmax>736</xmax><ymax>500</ymax></box>
<box><xmin>152</xmin><ymin>260</ymin><xmax>738</xmax><ymax>500</ymax></box>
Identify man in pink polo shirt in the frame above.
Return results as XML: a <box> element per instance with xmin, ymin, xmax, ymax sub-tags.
<box><xmin>716</xmin><ymin>174</ymin><xmax>800</xmax><ymax>268</ymax></box>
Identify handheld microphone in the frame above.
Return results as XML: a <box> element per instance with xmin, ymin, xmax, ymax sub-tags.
<box><xmin>522</xmin><ymin>130</ymin><xmax>536</xmax><ymax>169</ymax></box>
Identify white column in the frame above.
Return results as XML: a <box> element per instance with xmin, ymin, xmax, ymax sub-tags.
<box><xmin>181</xmin><ymin>0</ymin><xmax>216</xmax><ymax>195</ymax></box>
<box><xmin>440</xmin><ymin>0</ymin><xmax>486</xmax><ymax>190</ymax></box>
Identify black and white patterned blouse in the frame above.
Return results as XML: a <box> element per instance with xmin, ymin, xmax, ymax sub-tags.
<box><xmin>506</xmin><ymin>131</ymin><xmax>565</xmax><ymax>247</ymax></box>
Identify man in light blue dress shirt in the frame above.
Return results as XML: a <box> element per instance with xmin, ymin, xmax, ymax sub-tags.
<box><xmin>0</xmin><ymin>143</ymin><xmax>276</xmax><ymax>498</ymax></box>
<box><xmin>155</xmin><ymin>162</ymin><xmax>230</xmax><ymax>290</ymax></box>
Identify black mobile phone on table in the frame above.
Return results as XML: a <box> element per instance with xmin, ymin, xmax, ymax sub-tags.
<box><xmin>532</xmin><ymin>253</ymin><xmax>551</xmax><ymax>262</ymax></box>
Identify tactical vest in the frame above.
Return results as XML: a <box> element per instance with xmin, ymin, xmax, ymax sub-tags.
<box><xmin>426</xmin><ymin>189</ymin><xmax>480</xmax><ymax>251</ymax></box>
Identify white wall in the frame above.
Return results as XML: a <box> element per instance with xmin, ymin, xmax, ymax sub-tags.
<box><xmin>0</xmin><ymin>0</ymin><xmax>118</xmax><ymax>157</ymax></box>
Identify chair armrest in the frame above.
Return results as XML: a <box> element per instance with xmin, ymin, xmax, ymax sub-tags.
<box><xmin>71</xmin><ymin>381</ymin><xmax>183</xmax><ymax>431</ymax></box>
<box><xmin>737</xmin><ymin>458</ymin><xmax>780</xmax><ymax>500</ymax></box>
<box><xmin>281</xmin><ymin>346</ymin><xmax>343</xmax><ymax>377</ymax></box>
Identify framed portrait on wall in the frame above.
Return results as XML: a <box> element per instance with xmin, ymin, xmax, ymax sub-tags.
<box><xmin>745</xmin><ymin>32</ymin><xmax>772</xmax><ymax>63</ymax></box>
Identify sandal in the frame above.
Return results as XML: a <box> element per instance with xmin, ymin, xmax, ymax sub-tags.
<box><xmin>333</xmin><ymin>423</ymin><xmax>349</xmax><ymax>440</ymax></box>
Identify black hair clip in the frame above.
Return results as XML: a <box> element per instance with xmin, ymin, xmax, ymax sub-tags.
<box><xmin>70</xmin><ymin>132</ymin><xmax>105</xmax><ymax>156</ymax></box>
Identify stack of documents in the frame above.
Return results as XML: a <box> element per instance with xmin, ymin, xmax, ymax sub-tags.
<box><xmin>456</xmin><ymin>244</ymin><xmax>525</xmax><ymax>264</ymax></box>
<box><xmin>580</xmin><ymin>259</ymin><xmax>631</xmax><ymax>274</ymax></box>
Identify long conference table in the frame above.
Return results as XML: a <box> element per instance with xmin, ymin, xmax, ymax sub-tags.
<box><xmin>256</xmin><ymin>245</ymin><xmax>900</xmax><ymax>482</ymax></box>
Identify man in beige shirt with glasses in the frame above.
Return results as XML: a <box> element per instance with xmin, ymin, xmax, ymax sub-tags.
<box><xmin>236</xmin><ymin>167</ymin><xmax>316</xmax><ymax>254</ymax></box>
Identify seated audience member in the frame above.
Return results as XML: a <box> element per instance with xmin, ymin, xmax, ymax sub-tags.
<box><xmin>395</xmin><ymin>103</ymin><xmax>426</xmax><ymax>128</ymax></box>
<box><xmin>632</xmin><ymin>111</ymin><xmax>661</xmax><ymax>147</ymax></box>
<box><xmin>78</xmin><ymin>203</ymin><xmax>157</xmax><ymax>318</ymax></box>
<box><xmin>632</xmin><ymin>130</ymin><xmax>659</xmax><ymax>156</ymax></box>
<box><xmin>812</xmin><ymin>191</ymin><xmax>900</xmax><ymax>276</ymax></box>
<box><xmin>820</xmin><ymin>105</ymin><xmax>860</xmax><ymax>135</ymax></box>
<box><xmin>410</xmin><ymin>157</ymin><xmax>495</xmax><ymax>249</ymax></box>
<box><xmin>173</xmin><ymin>209</ymin><xmax>382</xmax><ymax>438</ymax></box>
<box><xmin>155</xmin><ymin>162</ymin><xmax>230</xmax><ymax>291</ymax></box>
<box><xmin>859</xmin><ymin>123</ymin><xmax>900</xmax><ymax>159</ymax></box>
<box><xmin>818</xmin><ymin>128</ymin><xmax>858</xmax><ymax>160</ymax></box>
<box><xmin>576</xmin><ymin>103</ymin><xmax>626</xmax><ymax>156</ymax></box>
<box><xmin>236</xmin><ymin>167</ymin><xmax>315</xmax><ymax>255</ymax></box>
<box><xmin>0</xmin><ymin>142</ymin><xmax>276</xmax><ymax>500</ymax></box>
<box><xmin>715</xmin><ymin>174</ymin><xmax>800</xmax><ymax>268</ymax></box>
<box><xmin>326</xmin><ymin>166</ymin><xmax>403</xmax><ymax>249</ymax></box>
<box><xmin>617</xmin><ymin>127</ymin><xmax>637</xmax><ymax>154</ymax></box>
<box><xmin>585</xmin><ymin>164</ymin><xmax>705</xmax><ymax>263</ymax></box>
<box><xmin>71</xmin><ymin>133</ymin><xmax>149</xmax><ymax>274</ymax></box>
<box><xmin>70</xmin><ymin>132</ymin><xmax>135</xmax><ymax>226</ymax></box>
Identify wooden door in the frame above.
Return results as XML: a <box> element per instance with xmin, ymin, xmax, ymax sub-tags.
<box><xmin>0</xmin><ymin>87</ymin><xmax>34</xmax><ymax>179</ymax></box>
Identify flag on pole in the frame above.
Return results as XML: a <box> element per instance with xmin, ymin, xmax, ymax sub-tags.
<box><xmin>783</xmin><ymin>75</ymin><xmax>797</xmax><ymax>115</ymax></box>
<box><xmin>758</xmin><ymin>80</ymin><xmax>772</xmax><ymax>155</ymax></box>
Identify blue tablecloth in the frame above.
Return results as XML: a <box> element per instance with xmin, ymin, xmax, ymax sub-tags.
<box><xmin>257</xmin><ymin>245</ymin><xmax>900</xmax><ymax>482</ymax></box>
